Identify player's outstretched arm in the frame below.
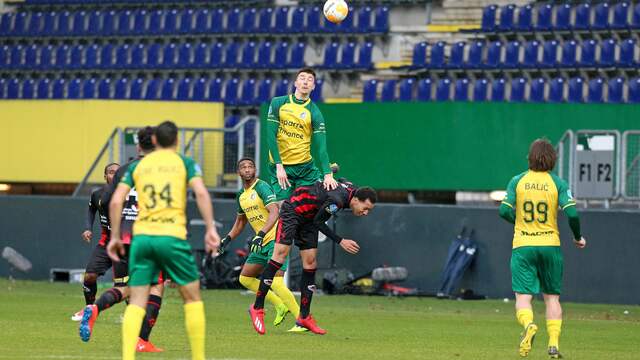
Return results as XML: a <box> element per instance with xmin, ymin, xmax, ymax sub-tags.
<box><xmin>107</xmin><ymin>183</ymin><xmax>129</xmax><ymax>262</ymax></box>
<box><xmin>83</xmin><ymin>197</ymin><xmax>97</xmax><ymax>242</ymax></box>
<box><xmin>219</xmin><ymin>215</ymin><xmax>248</xmax><ymax>255</ymax></box>
<box><xmin>190</xmin><ymin>177</ymin><xmax>221</xmax><ymax>254</ymax></box>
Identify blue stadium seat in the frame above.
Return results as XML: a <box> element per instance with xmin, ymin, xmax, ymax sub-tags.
<box><xmin>256</xmin><ymin>41</ymin><xmax>272</xmax><ymax>69</ymax></box>
<box><xmin>28</xmin><ymin>12</ymin><xmax>43</xmax><ymax>35</ymax></box>
<box><xmin>510</xmin><ymin>77</ymin><xmax>526</xmax><ymax>102</ymax></box>
<box><xmin>291</xmin><ymin>7</ymin><xmax>305</xmax><ymax>33</ymax></box>
<box><xmin>36</xmin><ymin>78</ymin><xmax>51</xmax><ymax>99</ymax></box>
<box><xmin>274</xmin><ymin>7</ymin><xmax>289</xmax><ymax>33</ymax></box>
<box><xmin>540</xmin><ymin>40</ymin><xmax>558</xmax><ymax>68</ymax></box>
<box><xmin>549</xmin><ymin>78</ymin><xmax>565</xmax><ymax>102</ymax></box>
<box><xmin>145</xmin><ymin>78</ymin><xmax>161</xmax><ymax>100</ymax></box>
<box><xmin>568</xmin><ymin>77</ymin><xmax>584</xmax><ymax>103</ymax></box>
<box><xmin>466</xmin><ymin>41</ymin><xmax>483</xmax><ymax>69</ymax></box>
<box><xmin>225</xmin><ymin>78</ymin><xmax>240</xmax><ymax>106</ymax></box>
<box><xmin>25</xmin><ymin>44</ymin><xmax>38</xmax><ymax>69</ymax></box>
<box><xmin>323</xmin><ymin>42</ymin><xmax>339</xmax><ymax>69</ymax></box>
<box><xmin>307</xmin><ymin>6</ymin><xmax>321</xmax><ymax>33</ymax></box>
<box><xmin>555</xmin><ymin>4</ymin><xmax>571</xmax><ymax>31</ymax></box>
<box><xmin>430</xmin><ymin>41</ymin><xmax>445</xmax><ymax>69</ymax></box>
<box><xmin>116</xmin><ymin>10</ymin><xmax>132</xmax><ymax>35</ymax></box>
<box><xmin>612</xmin><ymin>2</ymin><xmax>630</xmax><ymax>29</ymax></box>
<box><xmin>491</xmin><ymin>78</ymin><xmax>506</xmax><ymax>101</ymax></box>
<box><xmin>9</xmin><ymin>45</ymin><xmax>24</xmax><ymax>70</ymax></box>
<box><xmin>160</xmin><ymin>78</ymin><xmax>176</xmax><ymax>100</ymax></box>
<box><xmin>629</xmin><ymin>77</ymin><xmax>640</xmax><ymax>102</ymax></box>
<box><xmin>130</xmin><ymin>78</ymin><xmax>144</xmax><ymax>100</ymax></box>
<box><xmin>436</xmin><ymin>78</ymin><xmax>451</xmax><ymax>101</ymax></box>
<box><xmin>503</xmin><ymin>41</ymin><xmax>520</xmax><ymax>69</ymax></box>
<box><xmin>608</xmin><ymin>77</ymin><xmax>624</xmax><ymax>103</ymax></box>
<box><xmin>42</xmin><ymin>11</ymin><xmax>59</xmax><ymax>35</ymax></box>
<box><xmin>208</xmin><ymin>42</ymin><xmax>224</xmax><ymax>68</ymax></box>
<box><xmin>210</xmin><ymin>9</ymin><xmax>224</xmax><ymax>33</ymax></box>
<box><xmin>114</xmin><ymin>77</ymin><xmax>129</xmax><ymax>99</ymax></box>
<box><xmin>207</xmin><ymin>77</ymin><xmax>223</xmax><ymax>102</ymax></box>
<box><xmin>588</xmin><ymin>78</ymin><xmax>604</xmax><ymax>103</ymax></box>
<box><xmin>87</xmin><ymin>10</ymin><xmax>101</xmax><ymax>35</ymax></box>
<box><xmin>0</xmin><ymin>13</ymin><xmax>12</xmax><ymax>36</ymax></box>
<box><xmin>21</xmin><ymin>78</ymin><xmax>36</xmax><ymax>99</ymax></box>
<box><xmin>98</xmin><ymin>78</ymin><xmax>112</xmax><ymax>99</ymax></box>
<box><xmin>522</xmin><ymin>40</ymin><xmax>539</xmax><ymax>68</ymax></box>
<box><xmin>0</xmin><ymin>78</ymin><xmax>7</xmax><ymax>99</ymax></box>
<box><xmin>227</xmin><ymin>8</ymin><xmax>241</xmax><ymax>33</ymax></box>
<box><xmin>69</xmin><ymin>44</ymin><xmax>84</xmax><ymax>70</ymax></box>
<box><xmin>7</xmin><ymin>79</ymin><xmax>20</xmax><ymax>99</ymax></box>
<box><xmin>223</xmin><ymin>42</ymin><xmax>240</xmax><ymax>68</ymax></box>
<box><xmin>130</xmin><ymin>44</ymin><xmax>145</xmax><ymax>69</ymax></box>
<box><xmin>340</xmin><ymin>42</ymin><xmax>356</xmax><ymax>69</ymax></box>
<box><xmin>381</xmin><ymin>80</ymin><xmax>396</xmax><ymax>102</ymax></box>
<box><xmin>82</xmin><ymin>78</ymin><xmax>97</xmax><ymax>99</ymax></box>
<box><xmin>13</xmin><ymin>12</ymin><xmax>28</xmax><ymax>36</ymax></box>
<box><xmin>176</xmin><ymin>77</ymin><xmax>192</xmax><ymax>100</ymax></box>
<box><xmin>163</xmin><ymin>9</ymin><xmax>179</xmax><ymax>34</ymax></box>
<box><xmin>481</xmin><ymin>4</ymin><xmax>497</xmax><ymax>31</ymax></box>
<box><xmin>54</xmin><ymin>45</ymin><xmax>69</xmax><ymax>70</ymax></box>
<box><xmin>448</xmin><ymin>42</ymin><xmax>465</xmax><ymax>69</ymax></box>
<box><xmin>373</xmin><ymin>6</ymin><xmax>389</xmax><ymax>33</ymax></box>
<box><xmin>632</xmin><ymin>4</ymin><xmax>640</xmax><ymax>29</ymax></box>
<box><xmin>530</xmin><ymin>78</ymin><xmax>545</xmax><ymax>102</ymax></box>
<box><xmin>485</xmin><ymin>41</ymin><xmax>502</xmax><ymax>69</ymax></box>
<box><xmin>573</xmin><ymin>4</ymin><xmax>591</xmax><ymax>30</ymax></box>
<box><xmin>257</xmin><ymin>8</ymin><xmax>273</xmax><ymax>33</ymax></box>
<box><xmin>114</xmin><ymin>44</ymin><xmax>130</xmax><ymax>69</ymax></box>
<box><xmin>82</xmin><ymin>44</ymin><xmax>97</xmax><ymax>70</ymax></box>
<box><xmin>132</xmin><ymin>9</ymin><xmax>147</xmax><ymax>35</ymax></box>
<box><xmin>274</xmin><ymin>41</ymin><xmax>289</xmax><ymax>69</ymax></box>
<box><xmin>148</xmin><ymin>10</ymin><xmax>163</xmax><ymax>35</ymax></box>
<box><xmin>0</xmin><ymin>45</ymin><xmax>7</xmax><ymax>68</ymax></box>
<box><xmin>363</xmin><ymin>79</ymin><xmax>378</xmax><ymax>102</ymax></box>
<box><xmin>162</xmin><ymin>43</ymin><xmax>178</xmax><ymax>69</ymax></box>
<box><xmin>473</xmin><ymin>78</ymin><xmax>488</xmax><ymax>101</ymax></box>
<box><xmin>417</xmin><ymin>78</ymin><xmax>432</xmax><ymax>101</ymax></box>
<box><xmin>72</xmin><ymin>11</ymin><xmax>86</xmax><ymax>35</ymax></box>
<box><xmin>619</xmin><ymin>38</ymin><xmax>636</xmax><ymax>67</ymax></box>
<box><xmin>101</xmin><ymin>10</ymin><xmax>116</xmax><ymax>35</ymax></box>
<box><xmin>454</xmin><ymin>78</ymin><xmax>469</xmax><ymax>101</ymax></box>
<box><xmin>240</xmin><ymin>78</ymin><xmax>257</xmax><ymax>105</ymax></box>
<box><xmin>579</xmin><ymin>39</ymin><xmax>597</xmax><ymax>67</ymax></box>
<box><xmin>337</xmin><ymin>6</ymin><xmax>355</xmax><ymax>33</ymax></box>
<box><xmin>192</xmin><ymin>43</ymin><xmax>208</xmax><ymax>69</ymax></box>
<box><xmin>311</xmin><ymin>78</ymin><xmax>324</xmax><ymax>103</ymax></box>
<box><xmin>516</xmin><ymin>4</ymin><xmax>533</xmax><ymax>31</ymax></box>
<box><xmin>38</xmin><ymin>45</ymin><xmax>54</xmax><ymax>70</ymax></box>
<box><xmin>257</xmin><ymin>78</ymin><xmax>273</xmax><ymax>104</ymax></box>
<box><xmin>535</xmin><ymin>4</ymin><xmax>553</xmax><ymax>31</ymax></box>
<box><xmin>357</xmin><ymin>41</ymin><xmax>373</xmax><ymax>70</ymax></box>
<box><xmin>240</xmin><ymin>41</ymin><xmax>256</xmax><ymax>69</ymax></box>
<box><xmin>289</xmin><ymin>42</ymin><xmax>306</xmax><ymax>68</ymax></box>
<box><xmin>191</xmin><ymin>77</ymin><xmax>207</xmax><ymax>101</ymax></box>
<box><xmin>592</xmin><ymin>3</ymin><xmax>610</xmax><ymax>30</ymax></box>
<box><xmin>177</xmin><ymin>43</ymin><xmax>192</xmax><ymax>69</ymax></box>
<box><xmin>599</xmin><ymin>39</ymin><xmax>616</xmax><ymax>67</ymax></box>
<box><xmin>559</xmin><ymin>40</ymin><xmax>577</xmax><ymax>68</ymax></box>
<box><xmin>274</xmin><ymin>78</ymin><xmax>290</xmax><ymax>97</ymax></box>
<box><xmin>498</xmin><ymin>4</ymin><xmax>516</xmax><ymax>31</ymax></box>
<box><xmin>398</xmin><ymin>78</ymin><xmax>414</xmax><ymax>102</ymax></box>
<box><xmin>99</xmin><ymin>43</ymin><xmax>114</xmax><ymax>69</ymax></box>
<box><xmin>357</xmin><ymin>6</ymin><xmax>372</xmax><ymax>33</ymax></box>
<box><xmin>193</xmin><ymin>9</ymin><xmax>209</xmax><ymax>34</ymax></box>
<box><xmin>412</xmin><ymin>42</ymin><xmax>428</xmax><ymax>69</ymax></box>
<box><xmin>179</xmin><ymin>9</ymin><xmax>195</xmax><ymax>34</ymax></box>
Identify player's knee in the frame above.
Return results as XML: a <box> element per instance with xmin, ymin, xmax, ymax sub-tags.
<box><xmin>302</xmin><ymin>258</ymin><xmax>317</xmax><ymax>269</ymax></box>
<box><xmin>273</xmin><ymin>247</ymin><xmax>289</xmax><ymax>262</ymax></box>
<box><xmin>84</xmin><ymin>273</ymin><xmax>98</xmax><ymax>283</ymax></box>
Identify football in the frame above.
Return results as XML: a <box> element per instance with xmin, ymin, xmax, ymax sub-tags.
<box><xmin>323</xmin><ymin>0</ymin><xmax>349</xmax><ymax>24</ymax></box>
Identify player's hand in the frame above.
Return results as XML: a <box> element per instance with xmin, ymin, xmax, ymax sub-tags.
<box><xmin>276</xmin><ymin>164</ymin><xmax>291</xmax><ymax>190</ymax></box>
<box><xmin>107</xmin><ymin>236</ymin><xmax>125</xmax><ymax>262</ymax></box>
<box><xmin>205</xmin><ymin>227</ymin><xmax>221</xmax><ymax>255</ymax></box>
<box><xmin>218</xmin><ymin>235</ymin><xmax>231</xmax><ymax>255</ymax></box>
<box><xmin>249</xmin><ymin>232</ymin><xmax>265</xmax><ymax>253</ymax></box>
<box><xmin>574</xmin><ymin>236</ymin><xmax>587</xmax><ymax>249</ymax></box>
<box><xmin>323</xmin><ymin>173</ymin><xmax>338</xmax><ymax>191</ymax></box>
<box><xmin>339</xmin><ymin>239</ymin><xmax>360</xmax><ymax>254</ymax></box>
<box><xmin>81</xmin><ymin>230</ymin><xmax>93</xmax><ymax>243</ymax></box>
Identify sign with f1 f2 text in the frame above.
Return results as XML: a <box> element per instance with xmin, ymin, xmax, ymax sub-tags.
<box><xmin>575</xmin><ymin>150</ymin><xmax>614</xmax><ymax>199</ymax></box>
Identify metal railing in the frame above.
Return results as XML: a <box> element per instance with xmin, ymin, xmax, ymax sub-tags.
<box><xmin>621</xmin><ymin>130</ymin><xmax>640</xmax><ymax>199</ymax></box>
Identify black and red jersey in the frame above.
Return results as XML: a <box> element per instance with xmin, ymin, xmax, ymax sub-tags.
<box><xmin>87</xmin><ymin>186</ymin><xmax>110</xmax><ymax>246</ymax></box>
<box><xmin>101</xmin><ymin>159</ymin><xmax>139</xmax><ymax>244</ymax></box>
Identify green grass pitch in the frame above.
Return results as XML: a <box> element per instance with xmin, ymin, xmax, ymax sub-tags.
<box><xmin>0</xmin><ymin>279</ymin><xmax>637</xmax><ymax>360</ymax></box>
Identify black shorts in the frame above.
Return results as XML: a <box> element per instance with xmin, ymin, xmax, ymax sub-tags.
<box><xmin>276</xmin><ymin>202</ymin><xmax>319</xmax><ymax>250</ymax></box>
<box><xmin>85</xmin><ymin>244</ymin><xmax>112</xmax><ymax>276</ymax></box>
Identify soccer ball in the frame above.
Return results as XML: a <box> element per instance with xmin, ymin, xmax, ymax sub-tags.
<box><xmin>324</xmin><ymin>0</ymin><xmax>349</xmax><ymax>24</ymax></box>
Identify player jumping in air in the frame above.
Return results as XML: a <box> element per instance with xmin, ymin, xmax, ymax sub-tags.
<box><xmin>218</xmin><ymin>157</ymin><xmax>303</xmax><ymax>331</ymax></box>
<box><xmin>499</xmin><ymin>139</ymin><xmax>586</xmax><ymax>358</ymax></box>
<box><xmin>267</xmin><ymin>68</ymin><xmax>337</xmax><ymax>202</ymax></box>
<box><xmin>108</xmin><ymin>121</ymin><xmax>220</xmax><ymax>360</ymax></box>
<box><xmin>249</xmin><ymin>180</ymin><xmax>377</xmax><ymax>335</ymax></box>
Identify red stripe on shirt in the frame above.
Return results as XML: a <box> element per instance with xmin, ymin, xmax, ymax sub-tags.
<box><xmin>290</xmin><ymin>192</ymin><xmax>317</xmax><ymax>203</ymax></box>
<box><xmin>295</xmin><ymin>204</ymin><xmax>318</xmax><ymax>215</ymax></box>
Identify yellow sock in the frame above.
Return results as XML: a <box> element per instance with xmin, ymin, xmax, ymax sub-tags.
<box><xmin>271</xmin><ymin>276</ymin><xmax>300</xmax><ymax>318</ymax></box>
<box><xmin>547</xmin><ymin>319</ymin><xmax>562</xmax><ymax>348</ymax></box>
<box><xmin>122</xmin><ymin>305</ymin><xmax>146</xmax><ymax>360</ymax></box>
<box><xmin>239</xmin><ymin>275</ymin><xmax>284</xmax><ymax>307</ymax></box>
<box><xmin>516</xmin><ymin>308</ymin><xmax>534</xmax><ymax>329</ymax></box>
<box><xmin>184</xmin><ymin>301</ymin><xmax>205</xmax><ymax>360</ymax></box>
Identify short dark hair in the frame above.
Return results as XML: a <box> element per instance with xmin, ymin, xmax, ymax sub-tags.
<box><xmin>137</xmin><ymin>126</ymin><xmax>155</xmax><ymax>151</ymax></box>
<box><xmin>528</xmin><ymin>138</ymin><xmax>557</xmax><ymax>172</ymax></box>
<box><xmin>155</xmin><ymin>121</ymin><xmax>178</xmax><ymax>147</ymax></box>
<box><xmin>354</xmin><ymin>187</ymin><xmax>377</xmax><ymax>204</ymax></box>
<box><xmin>296</xmin><ymin>68</ymin><xmax>316</xmax><ymax>80</ymax></box>
<box><xmin>237</xmin><ymin>157</ymin><xmax>255</xmax><ymax>168</ymax></box>
<box><xmin>104</xmin><ymin>162</ymin><xmax>119</xmax><ymax>175</ymax></box>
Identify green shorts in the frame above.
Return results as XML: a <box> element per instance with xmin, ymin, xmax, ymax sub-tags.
<box><xmin>245</xmin><ymin>241</ymin><xmax>289</xmax><ymax>272</ymax></box>
<box><xmin>268</xmin><ymin>160</ymin><xmax>322</xmax><ymax>201</ymax></box>
<box><xmin>129</xmin><ymin>235</ymin><xmax>199</xmax><ymax>287</ymax></box>
<box><xmin>511</xmin><ymin>246</ymin><xmax>563</xmax><ymax>295</ymax></box>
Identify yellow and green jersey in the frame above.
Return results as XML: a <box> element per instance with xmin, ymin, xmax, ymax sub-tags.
<box><xmin>501</xmin><ymin>171</ymin><xmax>576</xmax><ymax>249</ymax></box>
<box><xmin>120</xmin><ymin>149</ymin><xmax>202</xmax><ymax>240</ymax></box>
<box><xmin>236</xmin><ymin>179</ymin><xmax>278</xmax><ymax>245</ymax></box>
<box><xmin>266</xmin><ymin>94</ymin><xmax>331</xmax><ymax>174</ymax></box>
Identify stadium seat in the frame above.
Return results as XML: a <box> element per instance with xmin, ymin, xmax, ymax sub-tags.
<box><xmin>573</xmin><ymin>4</ymin><xmax>591</xmax><ymax>30</ymax></box>
<box><xmin>0</xmin><ymin>78</ymin><xmax>7</xmax><ymax>99</ymax></box>
<box><xmin>240</xmin><ymin>78</ymin><xmax>257</xmax><ymax>105</ymax></box>
<box><xmin>0</xmin><ymin>13</ymin><xmax>10</xmax><ymax>36</ymax></box>
<box><xmin>36</xmin><ymin>78</ymin><xmax>51</xmax><ymax>99</ymax></box>
<box><xmin>289</xmin><ymin>42</ymin><xmax>306</xmax><ymax>68</ymax></box>
<box><xmin>430</xmin><ymin>41</ymin><xmax>445</xmax><ymax>69</ymax></box>
<box><xmin>448</xmin><ymin>42</ymin><xmax>465</xmax><ymax>69</ymax></box>
<box><xmin>629</xmin><ymin>77</ymin><xmax>640</xmax><ymax>102</ymax></box>
<box><xmin>144</xmin><ymin>78</ymin><xmax>161</xmax><ymax>100</ymax></box>
<box><xmin>98</xmin><ymin>78</ymin><xmax>112</xmax><ymax>99</ymax></box>
<box><xmin>55</xmin><ymin>11</ymin><xmax>71</xmax><ymax>36</ymax></box>
<box><xmin>84</xmin><ymin>44</ymin><xmax>98</xmax><ymax>70</ymax></box>
<box><xmin>454</xmin><ymin>78</ymin><xmax>469</xmax><ymax>101</ymax></box>
<box><xmin>307</xmin><ymin>6</ymin><xmax>321</xmax><ymax>33</ymax></box>
<box><xmin>473</xmin><ymin>78</ymin><xmax>488</xmax><ymax>101</ymax></box>
<box><xmin>21</xmin><ymin>79</ymin><xmax>35</xmax><ymax>99</ymax></box>
<box><xmin>225</xmin><ymin>78</ymin><xmax>240</xmax><ymax>106</ymax></box>
<box><xmin>632</xmin><ymin>4</ymin><xmax>640</xmax><ymax>29</ymax></box>
<box><xmin>549</xmin><ymin>77</ymin><xmax>565</xmax><ymax>102</ymax></box>
<box><xmin>416</xmin><ymin>78</ymin><xmax>432</xmax><ymax>101</ymax></box>
<box><xmin>540</xmin><ymin>40</ymin><xmax>558</xmax><ymax>68</ymax></box>
<box><xmin>481</xmin><ymin>4</ymin><xmax>497</xmax><ymax>32</ymax></box>
<box><xmin>522</xmin><ymin>40</ymin><xmax>539</xmax><ymax>68</ymax></box>
<box><xmin>535</xmin><ymin>4</ymin><xmax>553</xmax><ymax>31</ymax></box>
<box><xmin>323</xmin><ymin>42</ymin><xmax>339</xmax><ymax>69</ymax></box>
<box><xmin>337</xmin><ymin>6</ymin><xmax>355</xmax><ymax>33</ymax></box>
<box><xmin>223</xmin><ymin>42</ymin><xmax>240</xmax><ymax>68</ymax></box>
<box><xmin>257</xmin><ymin>78</ymin><xmax>273</xmax><ymax>105</ymax></box>
<box><xmin>130</xmin><ymin>78</ymin><xmax>144</xmax><ymax>100</ymax></box>
<box><xmin>208</xmin><ymin>42</ymin><xmax>224</xmax><ymax>68</ymax></box>
<box><xmin>588</xmin><ymin>78</ymin><xmax>604</xmax><ymax>103</ymax></box>
<box><xmin>207</xmin><ymin>77</ymin><xmax>223</xmax><ymax>102</ymax></box>
<box><xmin>82</xmin><ymin>78</ymin><xmax>97</xmax><ymax>99</ymax></box>
<box><xmin>274</xmin><ymin>78</ymin><xmax>291</xmax><ymax>97</ymax></box>
<box><xmin>555</xmin><ymin>4</ymin><xmax>571</xmax><ymax>31</ymax></box>
<box><xmin>466</xmin><ymin>41</ymin><xmax>483</xmax><ymax>69</ymax></box>
<box><xmin>87</xmin><ymin>10</ymin><xmax>102</xmax><ymax>35</ymax></box>
<box><xmin>43</xmin><ymin>11</ymin><xmax>58</xmax><ymax>35</ymax></box>
<box><xmin>176</xmin><ymin>77</ymin><xmax>192</xmax><ymax>101</ymax></box>
<box><xmin>114</xmin><ymin>77</ymin><xmax>129</xmax><ymax>99</ymax></box>
<box><xmin>357</xmin><ymin>41</ymin><xmax>373</xmax><ymax>70</ymax></box>
<box><xmin>530</xmin><ymin>78</ymin><xmax>545</xmax><ymax>103</ymax></box>
<box><xmin>357</xmin><ymin>6</ymin><xmax>372</xmax><ymax>33</ymax></box>
<box><xmin>148</xmin><ymin>10</ymin><xmax>163</xmax><ymax>35</ymax></box>
<box><xmin>436</xmin><ymin>78</ymin><xmax>451</xmax><ymax>101</ymax></box>
<box><xmin>28</xmin><ymin>12</ymin><xmax>43</xmax><ymax>36</ymax></box>
<box><xmin>568</xmin><ymin>77</ymin><xmax>585</xmax><ymax>103</ymax></box>
<box><xmin>9</xmin><ymin>45</ymin><xmax>24</xmax><ymax>70</ymax></box>
<box><xmin>114</xmin><ymin>44</ymin><xmax>130</xmax><ymax>69</ymax></box>
<box><xmin>68</xmin><ymin>44</ymin><xmax>83</xmax><ymax>70</ymax></box>
<box><xmin>179</xmin><ymin>9</ymin><xmax>195</xmax><ymax>34</ymax></box>
<box><xmin>54</xmin><ymin>45</ymin><xmax>70</xmax><ymax>70</ymax></box>
<box><xmin>192</xmin><ymin>43</ymin><xmax>207</xmax><ymax>69</ymax></box>
<box><xmin>399</xmin><ymin>78</ymin><xmax>414</xmax><ymax>102</ymax></box>
<box><xmin>227</xmin><ymin>8</ymin><xmax>241</xmax><ymax>33</ymax></box>
<box><xmin>132</xmin><ymin>9</ymin><xmax>147</xmax><ymax>35</ymax></box>
<box><xmin>72</xmin><ymin>11</ymin><xmax>86</xmax><ymax>35</ymax></box>
<box><xmin>192</xmin><ymin>77</ymin><xmax>207</xmax><ymax>101</ymax></box>
<box><xmin>210</xmin><ymin>9</ymin><xmax>224</xmax><ymax>33</ymax></box>
<box><xmin>160</xmin><ymin>78</ymin><xmax>176</xmax><ymax>100</ymax></box>
<box><xmin>341</xmin><ymin>42</ymin><xmax>357</xmax><ymax>69</ymax></box>
<box><xmin>612</xmin><ymin>2</ymin><xmax>630</xmax><ymax>29</ymax></box>
<box><xmin>240</xmin><ymin>41</ymin><xmax>257</xmax><ymax>69</ymax></box>
<box><xmin>257</xmin><ymin>8</ymin><xmax>273</xmax><ymax>33</ymax></box>
<box><xmin>193</xmin><ymin>9</ymin><xmax>209</xmax><ymax>34</ymax></box>
<box><xmin>373</xmin><ymin>6</ymin><xmax>389</xmax><ymax>33</ymax></box>
<box><xmin>579</xmin><ymin>39</ymin><xmax>597</xmax><ymax>67</ymax></box>
<box><xmin>99</xmin><ymin>43</ymin><xmax>114</xmax><ymax>69</ymax></box>
<box><xmin>162</xmin><ymin>43</ymin><xmax>178</xmax><ymax>69</ymax></box>
<box><xmin>592</xmin><ymin>3</ymin><xmax>610</xmax><ymax>30</ymax></box>
<box><xmin>412</xmin><ymin>42</ymin><xmax>428</xmax><ymax>69</ymax></box>
<box><xmin>362</xmin><ymin>79</ymin><xmax>378</xmax><ymax>102</ymax></box>
<box><xmin>599</xmin><ymin>39</ymin><xmax>617</xmax><ymax>67</ymax></box>
<box><xmin>381</xmin><ymin>79</ymin><xmax>396</xmax><ymax>102</ymax></box>
<box><xmin>274</xmin><ymin>41</ymin><xmax>289</xmax><ymax>69</ymax></box>
<box><xmin>116</xmin><ymin>10</ymin><xmax>133</xmax><ymax>35</ymax></box>
<box><xmin>559</xmin><ymin>40</ymin><xmax>577</xmax><ymax>68</ymax></box>
<box><xmin>311</xmin><ymin>78</ymin><xmax>324</xmax><ymax>103</ymax></box>
<box><xmin>102</xmin><ymin>10</ymin><xmax>117</xmax><ymax>36</ymax></box>
<box><xmin>14</xmin><ymin>12</ymin><xmax>28</xmax><ymax>35</ymax></box>
<box><xmin>291</xmin><ymin>7</ymin><xmax>305</xmax><ymax>33</ymax></box>
<box><xmin>485</xmin><ymin>41</ymin><xmax>502</xmax><ymax>69</ymax></box>
<box><xmin>0</xmin><ymin>45</ymin><xmax>7</xmax><ymax>67</ymax></box>
<box><xmin>38</xmin><ymin>45</ymin><xmax>54</xmax><ymax>70</ymax></box>
<box><xmin>491</xmin><ymin>78</ymin><xmax>506</xmax><ymax>101</ymax></box>
<box><xmin>608</xmin><ymin>77</ymin><xmax>624</xmax><ymax>103</ymax></box>
<box><xmin>163</xmin><ymin>9</ymin><xmax>179</xmax><ymax>34</ymax></box>
<box><xmin>144</xmin><ymin>43</ymin><xmax>160</xmax><ymax>68</ymax></box>
<box><xmin>498</xmin><ymin>4</ymin><xmax>515</xmax><ymax>32</ymax></box>
<box><xmin>619</xmin><ymin>39</ymin><xmax>636</xmax><ymax>67</ymax></box>
<box><xmin>7</xmin><ymin>79</ymin><xmax>20</xmax><ymax>99</ymax></box>
<box><xmin>503</xmin><ymin>41</ymin><xmax>520</xmax><ymax>69</ymax></box>
<box><xmin>130</xmin><ymin>44</ymin><xmax>145</xmax><ymax>69</ymax></box>
<box><xmin>25</xmin><ymin>44</ymin><xmax>38</xmax><ymax>69</ymax></box>
<box><xmin>516</xmin><ymin>4</ymin><xmax>533</xmax><ymax>31</ymax></box>
<box><xmin>256</xmin><ymin>41</ymin><xmax>272</xmax><ymax>69</ymax></box>
<box><xmin>274</xmin><ymin>7</ymin><xmax>289</xmax><ymax>33</ymax></box>
<box><xmin>510</xmin><ymin>77</ymin><xmax>526</xmax><ymax>102</ymax></box>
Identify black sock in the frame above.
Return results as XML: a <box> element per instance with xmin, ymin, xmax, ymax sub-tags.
<box><xmin>254</xmin><ymin>260</ymin><xmax>283</xmax><ymax>310</ymax></box>
<box><xmin>82</xmin><ymin>279</ymin><xmax>97</xmax><ymax>305</ymax></box>
<box><xmin>95</xmin><ymin>287</ymin><xmax>124</xmax><ymax>312</ymax></box>
<box><xmin>139</xmin><ymin>295</ymin><xmax>162</xmax><ymax>341</ymax></box>
<box><xmin>300</xmin><ymin>268</ymin><xmax>317</xmax><ymax>319</ymax></box>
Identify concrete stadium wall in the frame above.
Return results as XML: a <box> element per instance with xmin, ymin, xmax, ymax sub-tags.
<box><xmin>1</xmin><ymin>196</ymin><xmax>637</xmax><ymax>305</ymax></box>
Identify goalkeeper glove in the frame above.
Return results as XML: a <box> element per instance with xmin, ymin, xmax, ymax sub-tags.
<box><xmin>218</xmin><ymin>235</ymin><xmax>231</xmax><ymax>255</ymax></box>
<box><xmin>249</xmin><ymin>231</ymin><xmax>265</xmax><ymax>253</ymax></box>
